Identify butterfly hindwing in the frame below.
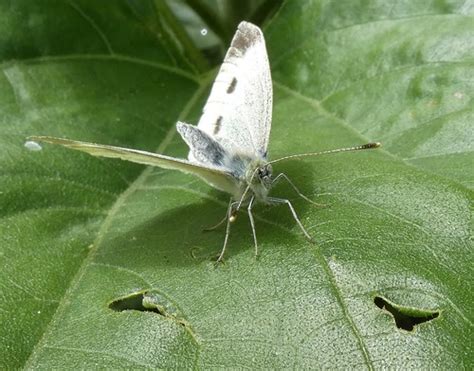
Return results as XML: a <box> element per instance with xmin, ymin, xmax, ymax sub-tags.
<box><xmin>176</xmin><ymin>122</ymin><xmax>230</xmax><ymax>168</ymax></box>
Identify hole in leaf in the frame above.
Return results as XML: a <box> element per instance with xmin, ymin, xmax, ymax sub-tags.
<box><xmin>374</xmin><ymin>296</ymin><xmax>439</xmax><ymax>331</ymax></box>
<box><xmin>109</xmin><ymin>290</ymin><xmax>186</xmax><ymax>326</ymax></box>
<box><xmin>109</xmin><ymin>291</ymin><xmax>160</xmax><ymax>314</ymax></box>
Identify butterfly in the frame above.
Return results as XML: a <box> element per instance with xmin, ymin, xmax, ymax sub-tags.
<box><xmin>29</xmin><ymin>22</ymin><xmax>380</xmax><ymax>262</ymax></box>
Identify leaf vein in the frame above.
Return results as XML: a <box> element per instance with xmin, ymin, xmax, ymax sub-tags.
<box><xmin>67</xmin><ymin>0</ymin><xmax>114</xmax><ymax>54</ymax></box>
<box><xmin>42</xmin><ymin>345</ymin><xmax>151</xmax><ymax>368</ymax></box>
<box><xmin>1</xmin><ymin>54</ymin><xmax>199</xmax><ymax>83</ymax></box>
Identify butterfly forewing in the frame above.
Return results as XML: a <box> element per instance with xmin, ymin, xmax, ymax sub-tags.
<box><xmin>196</xmin><ymin>21</ymin><xmax>272</xmax><ymax>158</ymax></box>
<box><xmin>28</xmin><ymin>136</ymin><xmax>239</xmax><ymax>196</ymax></box>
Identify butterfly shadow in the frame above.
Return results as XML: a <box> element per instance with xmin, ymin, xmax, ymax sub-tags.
<box><xmin>103</xmin><ymin>163</ymin><xmax>319</xmax><ymax>269</ymax></box>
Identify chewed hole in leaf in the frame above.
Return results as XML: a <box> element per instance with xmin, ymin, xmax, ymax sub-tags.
<box><xmin>109</xmin><ymin>290</ymin><xmax>185</xmax><ymax>326</ymax></box>
<box><xmin>374</xmin><ymin>296</ymin><xmax>440</xmax><ymax>331</ymax></box>
<box><xmin>109</xmin><ymin>291</ymin><xmax>160</xmax><ymax>314</ymax></box>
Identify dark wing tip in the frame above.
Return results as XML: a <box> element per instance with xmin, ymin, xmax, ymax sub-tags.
<box><xmin>232</xmin><ymin>22</ymin><xmax>263</xmax><ymax>53</ymax></box>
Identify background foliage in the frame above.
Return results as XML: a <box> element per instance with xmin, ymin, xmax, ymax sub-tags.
<box><xmin>1</xmin><ymin>0</ymin><xmax>472</xmax><ymax>368</ymax></box>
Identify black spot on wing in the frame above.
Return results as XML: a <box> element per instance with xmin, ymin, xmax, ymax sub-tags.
<box><xmin>226</xmin><ymin>77</ymin><xmax>237</xmax><ymax>94</ymax></box>
<box><xmin>213</xmin><ymin>116</ymin><xmax>223</xmax><ymax>135</ymax></box>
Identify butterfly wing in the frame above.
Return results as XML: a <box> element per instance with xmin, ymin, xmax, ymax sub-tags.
<box><xmin>196</xmin><ymin>21</ymin><xmax>272</xmax><ymax>158</ymax></box>
<box><xmin>177</xmin><ymin>121</ymin><xmax>233</xmax><ymax>169</ymax></box>
<box><xmin>29</xmin><ymin>136</ymin><xmax>239</xmax><ymax>195</ymax></box>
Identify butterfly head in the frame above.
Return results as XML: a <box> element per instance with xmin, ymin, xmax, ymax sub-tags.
<box><xmin>256</xmin><ymin>163</ymin><xmax>273</xmax><ymax>188</ymax></box>
<box><xmin>243</xmin><ymin>159</ymin><xmax>273</xmax><ymax>201</ymax></box>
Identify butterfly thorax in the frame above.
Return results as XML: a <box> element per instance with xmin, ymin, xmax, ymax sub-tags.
<box><xmin>219</xmin><ymin>151</ymin><xmax>273</xmax><ymax>202</ymax></box>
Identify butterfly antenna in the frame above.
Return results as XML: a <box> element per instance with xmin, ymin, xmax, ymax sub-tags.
<box><xmin>269</xmin><ymin>142</ymin><xmax>381</xmax><ymax>165</ymax></box>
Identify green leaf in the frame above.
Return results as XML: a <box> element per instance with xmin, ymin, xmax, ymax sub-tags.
<box><xmin>1</xmin><ymin>0</ymin><xmax>472</xmax><ymax>369</ymax></box>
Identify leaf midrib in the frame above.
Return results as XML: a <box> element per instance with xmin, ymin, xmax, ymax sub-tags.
<box><xmin>23</xmin><ymin>71</ymin><xmax>209</xmax><ymax>368</ymax></box>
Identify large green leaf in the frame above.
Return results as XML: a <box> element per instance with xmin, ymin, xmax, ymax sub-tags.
<box><xmin>1</xmin><ymin>0</ymin><xmax>472</xmax><ymax>369</ymax></box>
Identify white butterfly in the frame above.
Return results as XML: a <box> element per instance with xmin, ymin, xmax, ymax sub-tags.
<box><xmin>29</xmin><ymin>22</ymin><xmax>380</xmax><ymax>261</ymax></box>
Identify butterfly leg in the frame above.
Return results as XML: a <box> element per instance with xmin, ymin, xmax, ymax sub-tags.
<box><xmin>272</xmin><ymin>173</ymin><xmax>326</xmax><ymax>207</ymax></box>
<box><xmin>267</xmin><ymin>196</ymin><xmax>314</xmax><ymax>243</ymax></box>
<box><xmin>216</xmin><ymin>198</ymin><xmax>238</xmax><ymax>262</ymax></box>
<box><xmin>204</xmin><ymin>200</ymin><xmax>239</xmax><ymax>232</ymax></box>
<box><xmin>203</xmin><ymin>214</ymin><xmax>227</xmax><ymax>231</ymax></box>
<box><xmin>247</xmin><ymin>196</ymin><xmax>258</xmax><ymax>257</ymax></box>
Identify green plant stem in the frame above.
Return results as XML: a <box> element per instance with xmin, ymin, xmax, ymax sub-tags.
<box><xmin>154</xmin><ymin>0</ymin><xmax>209</xmax><ymax>73</ymax></box>
<box><xmin>184</xmin><ymin>0</ymin><xmax>232</xmax><ymax>43</ymax></box>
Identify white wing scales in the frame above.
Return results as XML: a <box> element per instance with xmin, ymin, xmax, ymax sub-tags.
<box><xmin>29</xmin><ymin>22</ymin><xmax>273</xmax><ymax>201</ymax></box>
<box><xmin>195</xmin><ymin>21</ymin><xmax>272</xmax><ymax>158</ymax></box>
